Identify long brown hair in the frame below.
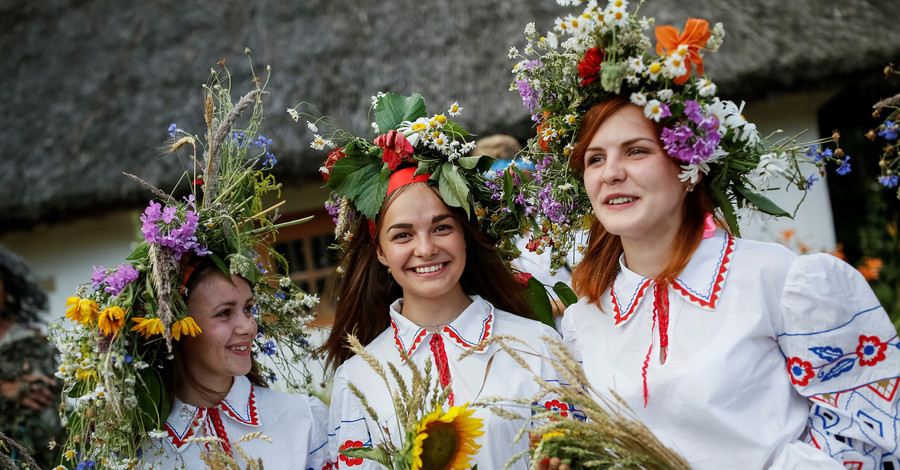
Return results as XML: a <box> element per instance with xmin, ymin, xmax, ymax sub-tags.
<box><xmin>569</xmin><ymin>98</ymin><xmax>726</xmax><ymax>306</ymax></box>
<box><xmin>163</xmin><ymin>260</ymin><xmax>267</xmax><ymax>406</ymax></box>
<box><xmin>321</xmin><ymin>181</ymin><xmax>534</xmax><ymax>371</ymax></box>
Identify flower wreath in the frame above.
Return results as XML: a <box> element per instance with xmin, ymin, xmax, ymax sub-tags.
<box><xmin>49</xmin><ymin>55</ymin><xmax>319</xmax><ymax>470</ymax></box>
<box><xmin>291</xmin><ymin>92</ymin><xmax>529</xmax><ymax>252</ymax></box>
<box><xmin>510</xmin><ymin>0</ymin><xmax>849</xmax><ymax>272</ymax></box>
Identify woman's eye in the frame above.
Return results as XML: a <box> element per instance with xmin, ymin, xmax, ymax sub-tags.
<box><xmin>586</xmin><ymin>154</ymin><xmax>605</xmax><ymax>165</ymax></box>
<box><xmin>435</xmin><ymin>224</ymin><xmax>453</xmax><ymax>232</ymax></box>
<box><xmin>215</xmin><ymin>310</ymin><xmax>230</xmax><ymax>318</ymax></box>
<box><xmin>628</xmin><ymin>148</ymin><xmax>648</xmax><ymax>156</ymax></box>
<box><xmin>391</xmin><ymin>232</ymin><xmax>410</xmax><ymax>241</ymax></box>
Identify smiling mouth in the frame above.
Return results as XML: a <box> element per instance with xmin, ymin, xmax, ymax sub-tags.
<box><xmin>226</xmin><ymin>345</ymin><xmax>249</xmax><ymax>351</ymax></box>
<box><xmin>607</xmin><ymin>197</ymin><xmax>636</xmax><ymax>205</ymax></box>
<box><xmin>413</xmin><ymin>263</ymin><xmax>444</xmax><ymax>274</ymax></box>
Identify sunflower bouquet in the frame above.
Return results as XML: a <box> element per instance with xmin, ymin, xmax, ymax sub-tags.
<box><xmin>509</xmin><ymin>0</ymin><xmax>850</xmax><ymax>272</ymax></box>
<box><xmin>467</xmin><ymin>334</ymin><xmax>689</xmax><ymax>470</ymax></box>
<box><xmin>339</xmin><ymin>334</ymin><xmax>484</xmax><ymax>470</ymax></box>
<box><xmin>48</xmin><ymin>53</ymin><xmax>319</xmax><ymax>470</ymax></box>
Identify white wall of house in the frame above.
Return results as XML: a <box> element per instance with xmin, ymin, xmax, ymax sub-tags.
<box><xmin>737</xmin><ymin>90</ymin><xmax>839</xmax><ymax>253</ymax></box>
<box><xmin>1</xmin><ymin>210</ymin><xmax>139</xmax><ymax>326</ymax></box>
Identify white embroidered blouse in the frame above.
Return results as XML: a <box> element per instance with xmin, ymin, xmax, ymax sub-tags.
<box><xmin>327</xmin><ymin>295</ymin><xmax>570</xmax><ymax>469</ymax></box>
<box><xmin>141</xmin><ymin>375</ymin><xmax>329</xmax><ymax>470</ymax></box>
<box><xmin>562</xmin><ymin>229</ymin><xmax>900</xmax><ymax>469</ymax></box>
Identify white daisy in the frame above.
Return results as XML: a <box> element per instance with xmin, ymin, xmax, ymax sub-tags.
<box><xmin>644</xmin><ymin>100</ymin><xmax>666</xmax><ymax>122</ymax></box>
<box><xmin>647</xmin><ymin>62</ymin><xmax>663</xmax><ymax>81</ymax></box>
<box><xmin>657</xmin><ymin>89</ymin><xmax>674</xmax><ymax>101</ymax></box>
<box><xmin>311</xmin><ymin>134</ymin><xmax>326</xmax><ymax>150</ymax></box>
<box><xmin>398</xmin><ymin>118</ymin><xmax>429</xmax><ymax>147</ymax></box>
<box><xmin>564</xmin><ymin>114</ymin><xmax>578</xmax><ymax>125</ymax></box>
<box><xmin>626</xmin><ymin>56</ymin><xmax>645</xmax><ymax>74</ymax></box>
<box><xmin>625</xmin><ymin>74</ymin><xmax>641</xmax><ymax>86</ymax></box>
<box><xmin>306</xmin><ymin>121</ymin><xmax>318</xmax><ymax>133</ymax></box>
<box><xmin>286</xmin><ymin>108</ymin><xmax>299</xmax><ymax>122</ymax></box>
<box><xmin>697</xmin><ymin>78</ymin><xmax>717</xmax><ymax>97</ymax></box>
<box><xmin>448</xmin><ymin>101</ymin><xmax>462</xmax><ymax>116</ymax></box>
<box><xmin>664</xmin><ymin>54</ymin><xmax>687</xmax><ymax>79</ymax></box>
<box><xmin>508</xmin><ymin>46</ymin><xmax>519</xmax><ymax>59</ymax></box>
<box><xmin>545</xmin><ymin>32</ymin><xmax>559</xmax><ymax>49</ymax></box>
<box><xmin>630</xmin><ymin>92</ymin><xmax>648</xmax><ymax>106</ymax></box>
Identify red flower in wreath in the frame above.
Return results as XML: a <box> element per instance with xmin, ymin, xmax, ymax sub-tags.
<box><xmin>856</xmin><ymin>335</ymin><xmax>888</xmax><ymax>366</ymax></box>
<box><xmin>338</xmin><ymin>440</ymin><xmax>364</xmax><ymax>466</ymax></box>
<box><xmin>544</xmin><ymin>399</ymin><xmax>570</xmax><ymax>418</ymax></box>
<box><xmin>374</xmin><ymin>130</ymin><xmax>414</xmax><ymax>170</ymax></box>
<box><xmin>321</xmin><ymin>147</ymin><xmax>347</xmax><ymax>182</ymax></box>
<box><xmin>514</xmin><ymin>272</ymin><xmax>533</xmax><ymax>286</ymax></box>
<box><xmin>577</xmin><ymin>47</ymin><xmax>605</xmax><ymax>86</ymax></box>
<box><xmin>786</xmin><ymin>357</ymin><xmax>814</xmax><ymax>386</ymax></box>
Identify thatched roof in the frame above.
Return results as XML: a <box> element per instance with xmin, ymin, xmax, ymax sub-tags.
<box><xmin>2</xmin><ymin>0</ymin><xmax>897</xmax><ymax>232</ymax></box>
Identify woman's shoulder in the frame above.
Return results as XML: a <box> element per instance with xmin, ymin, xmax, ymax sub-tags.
<box><xmin>489</xmin><ymin>302</ymin><xmax>561</xmax><ymax>339</ymax></box>
<box><xmin>252</xmin><ymin>385</ymin><xmax>325</xmax><ymax>414</ymax></box>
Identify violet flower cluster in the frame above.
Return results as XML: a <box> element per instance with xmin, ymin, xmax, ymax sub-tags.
<box><xmin>660</xmin><ymin>100</ymin><xmax>721</xmax><ymax>165</ymax></box>
<box><xmin>140</xmin><ymin>194</ymin><xmax>210</xmax><ymax>260</ymax></box>
<box><xmin>91</xmin><ymin>264</ymin><xmax>140</xmax><ymax>297</ymax></box>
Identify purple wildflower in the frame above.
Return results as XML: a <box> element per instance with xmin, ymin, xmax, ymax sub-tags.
<box><xmin>516</xmin><ymin>80</ymin><xmax>540</xmax><ymax>120</ymax></box>
<box><xmin>140</xmin><ymin>196</ymin><xmax>206</xmax><ymax>260</ymax></box>
<box><xmin>91</xmin><ymin>266</ymin><xmax>107</xmax><ymax>290</ymax></box>
<box><xmin>805</xmin><ymin>174</ymin><xmax>819</xmax><ymax>190</ymax></box>
<box><xmin>660</xmin><ymin>104</ymin><xmax>721</xmax><ymax>164</ymax></box>
<box><xmin>254</xmin><ymin>135</ymin><xmax>273</xmax><ymax>147</ymax></box>
<box><xmin>103</xmin><ymin>264</ymin><xmax>139</xmax><ymax>297</ymax></box>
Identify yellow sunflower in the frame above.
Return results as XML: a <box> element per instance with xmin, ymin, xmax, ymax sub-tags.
<box><xmin>171</xmin><ymin>317</ymin><xmax>202</xmax><ymax>341</ymax></box>
<box><xmin>97</xmin><ymin>306</ymin><xmax>127</xmax><ymax>337</ymax></box>
<box><xmin>410</xmin><ymin>404</ymin><xmax>484</xmax><ymax>470</ymax></box>
<box><xmin>129</xmin><ymin>317</ymin><xmax>164</xmax><ymax>339</ymax></box>
<box><xmin>65</xmin><ymin>297</ymin><xmax>99</xmax><ymax>326</ymax></box>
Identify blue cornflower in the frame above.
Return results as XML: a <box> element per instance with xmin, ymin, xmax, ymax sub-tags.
<box><xmin>264</xmin><ymin>152</ymin><xmax>278</xmax><ymax>167</ymax></box>
<box><xmin>257</xmin><ymin>262</ymin><xmax>266</xmax><ymax>275</ymax></box>
<box><xmin>262</xmin><ymin>341</ymin><xmax>276</xmax><ymax>356</ymax></box>
<box><xmin>836</xmin><ymin>156</ymin><xmax>851</xmax><ymax>175</ymax></box>
<box><xmin>168</xmin><ymin>123</ymin><xmax>182</xmax><ymax>138</ymax></box>
<box><xmin>77</xmin><ymin>460</ymin><xmax>95</xmax><ymax>470</ymax></box>
<box><xmin>879</xmin><ymin>120</ymin><xmax>899</xmax><ymax>140</ymax></box>
<box><xmin>266</xmin><ymin>373</ymin><xmax>278</xmax><ymax>383</ymax></box>
<box><xmin>805</xmin><ymin>174</ymin><xmax>819</xmax><ymax>189</ymax></box>
<box><xmin>878</xmin><ymin>174</ymin><xmax>899</xmax><ymax>188</ymax></box>
<box><xmin>251</xmin><ymin>304</ymin><xmax>260</xmax><ymax>315</ymax></box>
<box><xmin>804</xmin><ymin>144</ymin><xmax>819</xmax><ymax>158</ymax></box>
<box><xmin>254</xmin><ymin>135</ymin><xmax>273</xmax><ymax>147</ymax></box>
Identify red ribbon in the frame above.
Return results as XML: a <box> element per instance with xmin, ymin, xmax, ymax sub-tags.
<box><xmin>429</xmin><ymin>333</ymin><xmax>455</xmax><ymax>406</ymax></box>
<box><xmin>205</xmin><ymin>407</ymin><xmax>233</xmax><ymax>458</ymax></box>
<box><xmin>641</xmin><ymin>283</ymin><xmax>670</xmax><ymax>407</ymax></box>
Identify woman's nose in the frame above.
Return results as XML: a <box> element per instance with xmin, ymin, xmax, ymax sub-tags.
<box><xmin>602</xmin><ymin>155</ymin><xmax>626</xmax><ymax>184</ymax></box>
<box><xmin>414</xmin><ymin>235</ymin><xmax>437</xmax><ymax>258</ymax></box>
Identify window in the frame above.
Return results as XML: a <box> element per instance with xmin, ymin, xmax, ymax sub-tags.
<box><xmin>271</xmin><ymin>208</ymin><xmax>339</xmax><ymax>325</ymax></box>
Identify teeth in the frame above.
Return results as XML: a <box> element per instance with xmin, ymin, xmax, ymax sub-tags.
<box><xmin>607</xmin><ymin>197</ymin><xmax>635</xmax><ymax>205</ymax></box>
<box><xmin>228</xmin><ymin>346</ymin><xmax>248</xmax><ymax>351</ymax></box>
<box><xmin>414</xmin><ymin>263</ymin><xmax>443</xmax><ymax>274</ymax></box>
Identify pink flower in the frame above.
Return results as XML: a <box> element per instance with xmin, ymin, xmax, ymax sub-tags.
<box><xmin>856</xmin><ymin>335</ymin><xmax>888</xmax><ymax>366</ymax></box>
<box><xmin>786</xmin><ymin>357</ymin><xmax>814</xmax><ymax>386</ymax></box>
<box><xmin>514</xmin><ymin>272</ymin><xmax>533</xmax><ymax>286</ymax></box>
<box><xmin>374</xmin><ymin>130</ymin><xmax>414</xmax><ymax>170</ymax></box>
<box><xmin>577</xmin><ymin>48</ymin><xmax>605</xmax><ymax>86</ymax></box>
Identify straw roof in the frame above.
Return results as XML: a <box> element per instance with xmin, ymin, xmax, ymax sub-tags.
<box><xmin>1</xmin><ymin>0</ymin><xmax>897</xmax><ymax>232</ymax></box>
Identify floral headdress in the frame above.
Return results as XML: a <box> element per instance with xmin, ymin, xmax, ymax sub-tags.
<box><xmin>291</xmin><ymin>92</ymin><xmax>529</xmax><ymax>251</ymax></box>
<box><xmin>510</xmin><ymin>0</ymin><xmax>849</xmax><ymax>271</ymax></box>
<box><xmin>49</xmin><ymin>55</ymin><xmax>319</xmax><ymax>470</ymax></box>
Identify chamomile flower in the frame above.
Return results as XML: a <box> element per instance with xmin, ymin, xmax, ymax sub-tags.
<box><xmin>286</xmin><ymin>108</ymin><xmax>299</xmax><ymax>122</ymax></box>
<box><xmin>564</xmin><ymin>114</ymin><xmax>578</xmax><ymax>125</ymax></box>
<box><xmin>307</xmin><ymin>121</ymin><xmax>319</xmax><ymax>133</ymax></box>
<box><xmin>697</xmin><ymin>78</ymin><xmax>717</xmax><ymax>97</ymax></box>
<box><xmin>448</xmin><ymin>101</ymin><xmax>462</xmax><ymax>116</ymax></box>
<box><xmin>508</xmin><ymin>46</ymin><xmax>519</xmax><ymax>59</ymax></box>
<box><xmin>630</xmin><ymin>92</ymin><xmax>648</xmax><ymax>106</ymax></box>
<box><xmin>311</xmin><ymin>134</ymin><xmax>326</xmax><ymax>150</ymax></box>
<box><xmin>647</xmin><ymin>61</ymin><xmax>663</xmax><ymax>81</ymax></box>
<box><xmin>626</xmin><ymin>56</ymin><xmax>645</xmax><ymax>74</ymax></box>
<box><xmin>644</xmin><ymin>100</ymin><xmax>670</xmax><ymax>122</ymax></box>
<box><xmin>664</xmin><ymin>53</ymin><xmax>687</xmax><ymax>79</ymax></box>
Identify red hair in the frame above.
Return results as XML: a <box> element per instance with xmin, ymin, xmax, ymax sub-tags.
<box><xmin>568</xmin><ymin>98</ymin><xmax>726</xmax><ymax>306</ymax></box>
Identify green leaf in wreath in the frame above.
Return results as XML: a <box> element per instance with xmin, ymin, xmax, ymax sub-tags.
<box><xmin>525</xmin><ymin>276</ymin><xmax>555</xmax><ymax>328</ymax></box>
<box><xmin>376</xmin><ymin>93</ymin><xmax>427</xmax><ymax>133</ymax></box>
<box><xmin>438</xmin><ymin>162</ymin><xmax>471</xmax><ymax>215</ymax></box>
<box><xmin>340</xmin><ymin>446</ymin><xmax>392</xmax><ymax>468</ymax></box>
<box><xmin>136</xmin><ymin>368</ymin><xmax>170</xmax><ymax>431</ymax></box>
<box><xmin>734</xmin><ymin>184</ymin><xmax>790</xmax><ymax>217</ymax></box>
<box><xmin>553</xmin><ymin>281</ymin><xmax>578</xmax><ymax>308</ymax></box>
<box><xmin>711</xmin><ymin>184</ymin><xmax>741</xmax><ymax>237</ymax></box>
<box><xmin>126</xmin><ymin>241</ymin><xmax>150</xmax><ymax>262</ymax></box>
<box><xmin>327</xmin><ymin>156</ymin><xmax>390</xmax><ymax>220</ymax></box>
<box><xmin>456</xmin><ymin>155</ymin><xmax>482</xmax><ymax>170</ymax></box>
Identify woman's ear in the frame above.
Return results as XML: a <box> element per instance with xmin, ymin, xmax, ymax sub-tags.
<box><xmin>375</xmin><ymin>244</ymin><xmax>389</xmax><ymax>266</ymax></box>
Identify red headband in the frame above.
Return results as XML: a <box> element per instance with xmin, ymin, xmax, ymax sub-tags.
<box><xmin>368</xmin><ymin>167</ymin><xmax>432</xmax><ymax>239</ymax></box>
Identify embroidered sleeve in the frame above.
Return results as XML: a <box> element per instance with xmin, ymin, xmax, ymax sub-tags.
<box><xmin>326</xmin><ymin>365</ymin><xmax>378</xmax><ymax>469</ymax></box>
<box><xmin>304</xmin><ymin>395</ymin><xmax>331</xmax><ymax>470</ymax></box>
<box><xmin>778</xmin><ymin>253</ymin><xmax>900</xmax><ymax>468</ymax></box>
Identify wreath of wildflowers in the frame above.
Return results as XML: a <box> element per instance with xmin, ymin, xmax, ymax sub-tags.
<box><xmin>289</xmin><ymin>92</ymin><xmax>529</xmax><ymax>252</ymax></box>
<box><xmin>48</xmin><ymin>53</ymin><xmax>319</xmax><ymax>470</ymax></box>
<box><xmin>509</xmin><ymin>0</ymin><xmax>850</xmax><ymax>272</ymax></box>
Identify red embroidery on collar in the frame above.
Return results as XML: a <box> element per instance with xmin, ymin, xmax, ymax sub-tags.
<box><xmin>221</xmin><ymin>384</ymin><xmax>260</xmax><ymax>425</ymax></box>
<box><xmin>671</xmin><ymin>234</ymin><xmax>734</xmax><ymax>308</ymax></box>
<box><xmin>611</xmin><ymin>279</ymin><xmax>652</xmax><ymax>325</ymax></box>
<box><xmin>165</xmin><ymin>410</ymin><xmax>200</xmax><ymax>450</ymax></box>
<box><xmin>443</xmin><ymin>313</ymin><xmax>493</xmax><ymax>351</ymax></box>
<box><xmin>392</xmin><ymin>318</ymin><xmax>428</xmax><ymax>358</ymax></box>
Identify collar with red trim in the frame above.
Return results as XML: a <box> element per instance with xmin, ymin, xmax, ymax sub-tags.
<box><xmin>610</xmin><ymin>229</ymin><xmax>735</xmax><ymax>326</ymax></box>
<box><xmin>388</xmin><ymin>295</ymin><xmax>495</xmax><ymax>357</ymax></box>
<box><xmin>164</xmin><ymin>375</ymin><xmax>261</xmax><ymax>453</ymax></box>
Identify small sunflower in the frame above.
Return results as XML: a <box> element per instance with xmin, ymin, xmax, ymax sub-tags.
<box><xmin>410</xmin><ymin>404</ymin><xmax>484</xmax><ymax>470</ymax></box>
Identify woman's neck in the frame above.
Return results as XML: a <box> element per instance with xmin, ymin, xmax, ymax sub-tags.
<box><xmin>620</xmin><ymin>231</ymin><xmax>678</xmax><ymax>280</ymax></box>
<box><xmin>177</xmin><ymin>376</ymin><xmax>233</xmax><ymax>409</ymax></box>
<box><xmin>400</xmin><ymin>286</ymin><xmax>472</xmax><ymax>331</ymax></box>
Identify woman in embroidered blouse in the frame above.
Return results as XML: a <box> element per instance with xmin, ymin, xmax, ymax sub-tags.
<box><xmin>323</xmin><ymin>167</ymin><xmax>567</xmax><ymax>469</ymax></box>
<box><xmin>549</xmin><ymin>97</ymin><xmax>900</xmax><ymax>470</ymax></box>
<box><xmin>141</xmin><ymin>261</ymin><xmax>329</xmax><ymax>469</ymax></box>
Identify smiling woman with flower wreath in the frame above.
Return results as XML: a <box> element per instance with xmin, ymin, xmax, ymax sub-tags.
<box><xmin>49</xmin><ymin>57</ymin><xmax>327</xmax><ymax>470</ymax></box>
<box><xmin>297</xmin><ymin>92</ymin><xmax>575</xmax><ymax>469</ymax></box>
<box><xmin>509</xmin><ymin>1</ymin><xmax>900</xmax><ymax>469</ymax></box>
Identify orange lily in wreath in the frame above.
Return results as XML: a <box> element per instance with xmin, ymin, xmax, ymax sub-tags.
<box><xmin>655</xmin><ymin>18</ymin><xmax>711</xmax><ymax>84</ymax></box>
